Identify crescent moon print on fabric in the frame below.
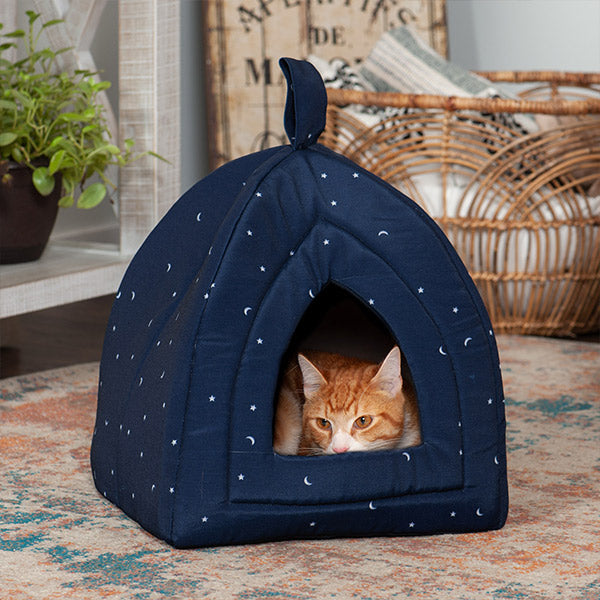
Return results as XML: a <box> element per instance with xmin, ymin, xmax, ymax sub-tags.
<box><xmin>130</xmin><ymin>291</ymin><xmax>135</xmax><ymax>301</ymax></box>
<box><xmin>196</xmin><ymin>212</ymin><xmax>202</xmax><ymax>222</ymax></box>
<box><xmin>403</xmin><ymin>452</ymin><xmax>411</xmax><ymax>461</ymax></box>
<box><xmin>243</xmin><ymin>307</ymin><xmax>252</xmax><ymax>316</ymax></box>
<box><xmin>438</xmin><ymin>345</ymin><xmax>447</xmax><ymax>356</ymax></box>
<box><xmin>464</xmin><ymin>337</ymin><xmax>473</xmax><ymax>347</ymax></box>
<box><xmin>166</xmin><ymin>263</ymin><xmax>172</xmax><ymax>272</ymax></box>
<box><xmin>303</xmin><ymin>476</ymin><xmax>312</xmax><ymax>486</ymax></box>
<box><xmin>245</xmin><ymin>436</ymin><xmax>255</xmax><ymax>446</ymax></box>
<box><xmin>476</xmin><ymin>508</ymin><xmax>484</xmax><ymax>517</ymax></box>
<box><xmin>308</xmin><ymin>289</ymin><xmax>315</xmax><ymax>299</ymax></box>
<box><xmin>378</xmin><ymin>230</ymin><xmax>389</xmax><ymax>236</ymax></box>
<box><xmin>369</xmin><ymin>501</ymin><xmax>376</xmax><ymax>510</ymax></box>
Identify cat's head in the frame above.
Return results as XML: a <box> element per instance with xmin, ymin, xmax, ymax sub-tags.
<box><xmin>298</xmin><ymin>346</ymin><xmax>408</xmax><ymax>455</ymax></box>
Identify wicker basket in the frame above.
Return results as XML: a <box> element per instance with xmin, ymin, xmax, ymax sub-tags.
<box><xmin>323</xmin><ymin>72</ymin><xmax>600</xmax><ymax>337</ymax></box>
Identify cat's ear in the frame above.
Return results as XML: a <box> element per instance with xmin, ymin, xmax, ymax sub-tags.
<box><xmin>298</xmin><ymin>354</ymin><xmax>327</xmax><ymax>398</ymax></box>
<box><xmin>371</xmin><ymin>346</ymin><xmax>403</xmax><ymax>396</ymax></box>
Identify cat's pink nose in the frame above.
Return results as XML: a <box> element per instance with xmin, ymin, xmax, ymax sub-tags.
<box><xmin>333</xmin><ymin>444</ymin><xmax>349</xmax><ymax>454</ymax></box>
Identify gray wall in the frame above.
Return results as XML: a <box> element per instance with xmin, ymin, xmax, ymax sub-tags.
<box><xmin>447</xmin><ymin>0</ymin><xmax>600</xmax><ymax>71</ymax></box>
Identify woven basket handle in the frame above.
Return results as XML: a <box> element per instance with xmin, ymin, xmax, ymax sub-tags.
<box><xmin>279</xmin><ymin>57</ymin><xmax>327</xmax><ymax>149</ymax></box>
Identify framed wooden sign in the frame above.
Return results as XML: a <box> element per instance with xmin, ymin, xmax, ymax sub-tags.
<box><xmin>203</xmin><ymin>0</ymin><xmax>447</xmax><ymax>169</ymax></box>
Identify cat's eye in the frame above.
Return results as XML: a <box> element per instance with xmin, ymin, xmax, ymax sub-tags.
<box><xmin>354</xmin><ymin>415</ymin><xmax>373</xmax><ymax>429</ymax></box>
<box><xmin>317</xmin><ymin>418</ymin><xmax>331</xmax><ymax>430</ymax></box>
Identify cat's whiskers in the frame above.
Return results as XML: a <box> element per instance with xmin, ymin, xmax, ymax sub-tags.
<box><xmin>298</xmin><ymin>445</ymin><xmax>327</xmax><ymax>456</ymax></box>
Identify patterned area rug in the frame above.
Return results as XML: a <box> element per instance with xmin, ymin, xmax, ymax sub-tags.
<box><xmin>1</xmin><ymin>335</ymin><xmax>598</xmax><ymax>600</ymax></box>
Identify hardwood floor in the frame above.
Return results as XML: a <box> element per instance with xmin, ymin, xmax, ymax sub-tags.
<box><xmin>0</xmin><ymin>295</ymin><xmax>114</xmax><ymax>379</ymax></box>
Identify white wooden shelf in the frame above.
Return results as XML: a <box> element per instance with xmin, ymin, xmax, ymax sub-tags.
<box><xmin>0</xmin><ymin>0</ymin><xmax>181</xmax><ymax>318</ymax></box>
<box><xmin>0</xmin><ymin>243</ymin><xmax>131</xmax><ymax>318</ymax></box>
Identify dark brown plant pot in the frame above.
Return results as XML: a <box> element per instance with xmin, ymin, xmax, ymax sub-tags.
<box><xmin>0</xmin><ymin>162</ymin><xmax>61</xmax><ymax>264</ymax></box>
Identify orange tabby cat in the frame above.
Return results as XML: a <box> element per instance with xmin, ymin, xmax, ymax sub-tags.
<box><xmin>273</xmin><ymin>346</ymin><xmax>421</xmax><ymax>455</ymax></box>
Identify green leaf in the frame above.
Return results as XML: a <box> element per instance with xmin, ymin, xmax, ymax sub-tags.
<box><xmin>58</xmin><ymin>194</ymin><xmax>74</xmax><ymax>208</ymax></box>
<box><xmin>58</xmin><ymin>112</ymin><xmax>85</xmax><ymax>122</ymax></box>
<box><xmin>103</xmin><ymin>144</ymin><xmax>121</xmax><ymax>155</ymax></box>
<box><xmin>32</xmin><ymin>166</ymin><xmax>55</xmax><ymax>196</ymax></box>
<box><xmin>4</xmin><ymin>30</ymin><xmax>26</xmax><ymax>39</ymax></box>
<box><xmin>25</xmin><ymin>10</ymin><xmax>39</xmax><ymax>24</ymax></box>
<box><xmin>0</xmin><ymin>132</ymin><xmax>17</xmax><ymax>146</ymax></box>
<box><xmin>0</xmin><ymin>99</ymin><xmax>17</xmax><ymax>110</ymax></box>
<box><xmin>48</xmin><ymin>149</ymin><xmax>66</xmax><ymax>174</ymax></box>
<box><xmin>49</xmin><ymin>136</ymin><xmax>65</xmax><ymax>149</ymax></box>
<box><xmin>94</xmin><ymin>81</ymin><xmax>111</xmax><ymax>92</ymax></box>
<box><xmin>41</xmin><ymin>19</ymin><xmax>65</xmax><ymax>29</ymax></box>
<box><xmin>11</xmin><ymin>148</ymin><xmax>23</xmax><ymax>163</ymax></box>
<box><xmin>77</xmin><ymin>182</ymin><xmax>106</xmax><ymax>208</ymax></box>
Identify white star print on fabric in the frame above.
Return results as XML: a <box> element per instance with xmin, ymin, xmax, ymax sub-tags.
<box><xmin>209</xmin><ymin>395</ymin><xmax>215</xmax><ymax>402</ymax></box>
<box><xmin>171</xmin><ymin>439</ymin><xmax>177</xmax><ymax>446</ymax></box>
<box><xmin>250</xmin><ymin>405</ymin><xmax>257</xmax><ymax>411</ymax></box>
<box><xmin>418</xmin><ymin>287</ymin><xmax>424</xmax><ymax>294</ymax></box>
<box><xmin>353</xmin><ymin>172</ymin><xmax>359</xmax><ymax>178</ymax></box>
<box><xmin>323</xmin><ymin>239</ymin><xmax>330</xmax><ymax>245</ymax></box>
<box><xmin>238</xmin><ymin>474</ymin><xmax>245</xmax><ymax>481</ymax></box>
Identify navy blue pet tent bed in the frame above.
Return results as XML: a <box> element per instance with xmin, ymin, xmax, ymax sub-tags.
<box><xmin>91</xmin><ymin>58</ymin><xmax>508</xmax><ymax>548</ymax></box>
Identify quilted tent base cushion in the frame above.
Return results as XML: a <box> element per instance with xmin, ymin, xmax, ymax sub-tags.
<box><xmin>91</xmin><ymin>58</ymin><xmax>508</xmax><ymax>548</ymax></box>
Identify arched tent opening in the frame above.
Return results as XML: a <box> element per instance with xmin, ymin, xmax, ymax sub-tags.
<box><xmin>274</xmin><ymin>282</ymin><xmax>421</xmax><ymax>455</ymax></box>
<box><xmin>284</xmin><ymin>283</ymin><xmax>398</xmax><ymax>361</ymax></box>
<box><xmin>91</xmin><ymin>58</ymin><xmax>508</xmax><ymax>548</ymax></box>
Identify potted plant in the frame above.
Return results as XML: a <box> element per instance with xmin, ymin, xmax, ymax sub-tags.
<box><xmin>0</xmin><ymin>11</ymin><xmax>159</xmax><ymax>264</ymax></box>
